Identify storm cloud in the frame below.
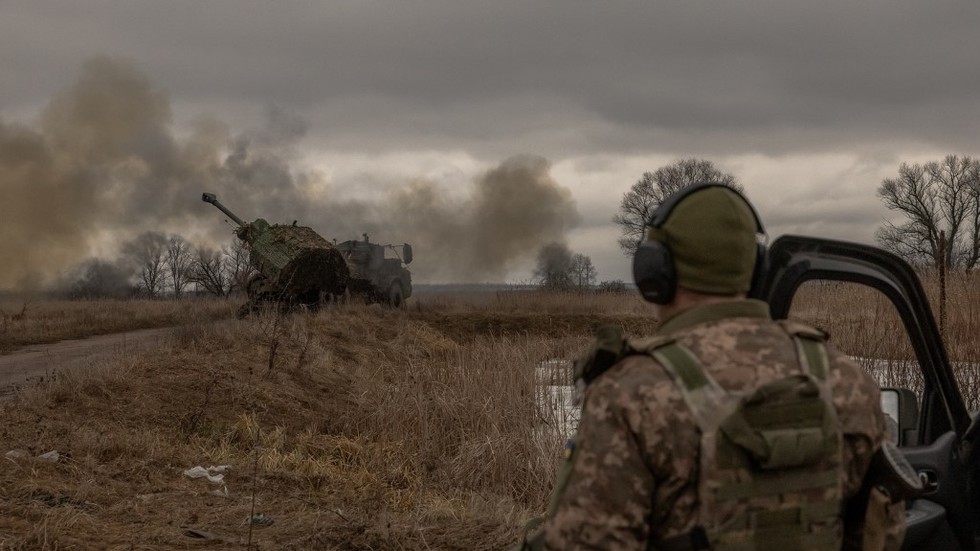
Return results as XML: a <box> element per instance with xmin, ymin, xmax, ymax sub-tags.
<box><xmin>4</xmin><ymin>2</ymin><xmax>978</xmax><ymax>157</ymax></box>
<box><xmin>3</xmin><ymin>2</ymin><xmax>978</xmax><ymax>282</ymax></box>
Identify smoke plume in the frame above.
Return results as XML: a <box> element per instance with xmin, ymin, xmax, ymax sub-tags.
<box><xmin>0</xmin><ymin>57</ymin><xmax>579</xmax><ymax>288</ymax></box>
<box><xmin>379</xmin><ymin>156</ymin><xmax>579</xmax><ymax>281</ymax></box>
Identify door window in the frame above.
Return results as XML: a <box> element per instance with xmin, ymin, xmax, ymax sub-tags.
<box><xmin>788</xmin><ymin>280</ymin><xmax>925</xmax><ymax>445</ymax></box>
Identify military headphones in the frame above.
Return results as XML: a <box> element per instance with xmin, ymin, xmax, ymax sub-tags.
<box><xmin>632</xmin><ymin>182</ymin><xmax>768</xmax><ymax>305</ymax></box>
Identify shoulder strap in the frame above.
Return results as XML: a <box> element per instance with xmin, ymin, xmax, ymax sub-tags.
<box><xmin>650</xmin><ymin>342</ymin><xmax>710</xmax><ymax>391</ymax></box>
<box><xmin>776</xmin><ymin>320</ymin><xmax>829</xmax><ymax>380</ymax></box>
<box><xmin>795</xmin><ymin>337</ymin><xmax>828</xmax><ymax>379</ymax></box>
<box><xmin>646</xmin><ymin>341</ymin><xmax>732</xmax><ymax>431</ymax></box>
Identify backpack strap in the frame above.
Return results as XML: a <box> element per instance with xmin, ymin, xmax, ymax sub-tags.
<box><xmin>651</xmin><ymin>342</ymin><xmax>711</xmax><ymax>391</ymax></box>
<box><xmin>776</xmin><ymin>320</ymin><xmax>829</xmax><ymax>380</ymax></box>
<box><xmin>645</xmin><ymin>340</ymin><xmax>731</xmax><ymax>438</ymax></box>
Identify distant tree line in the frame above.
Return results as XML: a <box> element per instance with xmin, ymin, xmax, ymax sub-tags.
<box><xmin>64</xmin><ymin>232</ymin><xmax>254</xmax><ymax>299</ymax></box>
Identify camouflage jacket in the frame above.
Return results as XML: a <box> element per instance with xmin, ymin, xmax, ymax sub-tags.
<box><xmin>540</xmin><ymin>299</ymin><xmax>903</xmax><ymax>550</ymax></box>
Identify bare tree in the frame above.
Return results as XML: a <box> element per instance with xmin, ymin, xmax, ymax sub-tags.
<box><xmin>613</xmin><ymin>158</ymin><xmax>740</xmax><ymax>256</ymax></box>
<box><xmin>226</xmin><ymin>238</ymin><xmax>254</xmax><ymax>295</ymax></box>
<box><xmin>569</xmin><ymin>253</ymin><xmax>597</xmax><ymax>289</ymax></box>
<box><xmin>122</xmin><ymin>232</ymin><xmax>169</xmax><ymax>297</ymax></box>
<box><xmin>189</xmin><ymin>246</ymin><xmax>229</xmax><ymax>297</ymax></box>
<box><xmin>876</xmin><ymin>155</ymin><xmax>980</xmax><ymax>270</ymax></box>
<box><xmin>952</xmin><ymin>160</ymin><xmax>980</xmax><ymax>269</ymax></box>
<box><xmin>165</xmin><ymin>234</ymin><xmax>194</xmax><ymax>299</ymax></box>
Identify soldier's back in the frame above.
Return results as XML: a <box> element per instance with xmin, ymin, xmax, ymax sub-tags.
<box><xmin>544</xmin><ymin>311</ymin><xmax>884</xmax><ymax>549</ymax></box>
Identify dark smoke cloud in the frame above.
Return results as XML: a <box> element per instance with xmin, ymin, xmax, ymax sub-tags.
<box><xmin>381</xmin><ymin>155</ymin><xmax>580</xmax><ymax>281</ymax></box>
<box><xmin>532</xmin><ymin>242</ymin><xmax>574</xmax><ymax>289</ymax></box>
<box><xmin>0</xmin><ymin>57</ymin><xmax>579</xmax><ymax>288</ymax></box>
<box><xmin>58</xmin><ymin>259</ymin><xmax>133</xmax><ymax>299</ymax></box>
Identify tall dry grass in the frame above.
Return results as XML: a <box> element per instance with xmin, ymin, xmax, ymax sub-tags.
<box><xmin>789</xmin><ymin>271</ymin><xmax>980</xmax><ymax>409</ymax></box>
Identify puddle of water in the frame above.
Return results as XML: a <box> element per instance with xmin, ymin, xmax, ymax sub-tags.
<box><xmin>536</xmin><ymin>360</ymin><xmax>580</xmax><ymax>442</ymax></box>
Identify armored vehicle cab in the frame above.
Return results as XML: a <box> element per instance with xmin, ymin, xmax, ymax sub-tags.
<box><xmin>336</xmin><ymin>234</ymin><xmax>413</xmax><ymax>307</ymax></box>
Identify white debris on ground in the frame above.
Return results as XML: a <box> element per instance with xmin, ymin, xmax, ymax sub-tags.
<box><xmin>37</xmin><ymin>451</ymin><xmax>60</xmax><ymax>463</ymax></box>
<box><xmin>183</xmin><ymin>465</ymin><xmax>232</xmax><ymax>484</ymax></box>
<box><xmin>4</xmin><ymin>449</ymin><xmax>60</xmax><ymax>462</ymax></box>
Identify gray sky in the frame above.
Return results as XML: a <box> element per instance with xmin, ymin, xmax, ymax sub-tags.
<box><xmin>3</xmin><ymin>1</ymin><xmax>980</xmax><ymax>284</ymax></box>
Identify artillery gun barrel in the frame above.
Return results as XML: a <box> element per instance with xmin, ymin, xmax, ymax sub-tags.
<box><xmin>201</xmin><ymin>193</ymin><xmax>245</xmax><ymax>227</ymax></box>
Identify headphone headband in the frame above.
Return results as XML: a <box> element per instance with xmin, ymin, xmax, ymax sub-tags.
<box><xmin>648</xmin><ymin>182</ymin><xmax>765</xmax><ymax>235</ymax></box>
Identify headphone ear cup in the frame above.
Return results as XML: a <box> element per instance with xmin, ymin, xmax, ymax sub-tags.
<box><xmin>633</xmin><ymin>241</ymin><xmax>676</xmax><ymax>305</ymax></box>
<box><xmin>748</xmin><ymin>243</ymin><xmax>768</xmax><ymax>299</ymax></box>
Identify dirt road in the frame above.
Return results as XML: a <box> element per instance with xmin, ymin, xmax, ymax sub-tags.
<box><xmin>0</xmin><ymin>327</ymin><xmax>175</xmax><ymax>395</ymax></box>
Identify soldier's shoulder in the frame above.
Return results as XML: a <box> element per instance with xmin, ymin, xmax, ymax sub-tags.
<box><xmin>574</xmin><ymin>325</ymin><xmax>674</xmax><ymax>385</ymax></box>
<box><xmin>768</xmin><ymin>319</ymin><xmax>875</xmax><ymax>389</ymax></box>
<box><xmin>775</xmin><ymin>318</ymin><xmax>828</xmax><ymax>341</ymax></box>
<box><xmin>826</xmin><ymin>344</ymin><xmax>879</xmax><ymax>387</ymax></box>
<box><xmin>584</xmin><ymin>346</ymin><xmax>679</xmax><ymax>408</ymax></box>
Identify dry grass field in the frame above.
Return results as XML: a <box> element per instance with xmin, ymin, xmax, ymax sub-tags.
<box><xmin>1</xmin><ymin>278</ymin><xmax>979</xmax><ymax>550</ymax></box>
<box><xmin>791</xmin><ymin>270</ymin><xmax>980</xmax><ymax>406</ymax></box>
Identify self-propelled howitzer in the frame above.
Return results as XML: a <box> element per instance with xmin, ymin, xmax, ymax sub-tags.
<box><xmin>201</xmin><ymin>193</ymin><xmax>349</xmax><ymax>315</ymax></box>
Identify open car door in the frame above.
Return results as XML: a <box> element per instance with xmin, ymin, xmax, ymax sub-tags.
<box><xmin>753</xmin><ymin>235</ymin><xmax>980</xmax><ymax>551</ymax></box>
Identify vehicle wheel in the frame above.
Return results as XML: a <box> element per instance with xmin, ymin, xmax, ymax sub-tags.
<box><xmin>295</xmin><ymin>289</ymin><xmax>321</xmax><ymax>312</ymax></box>
<box><xmin>387</xmin><ymin>283</ymin><xmax>404</xmax><ymax>308</ymax></box>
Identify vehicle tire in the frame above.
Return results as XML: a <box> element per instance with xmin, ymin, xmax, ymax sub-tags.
<box><xmin>387</xmin><ymin>282</ymin><xmax>404</xmax><ymax>308</ymax></box>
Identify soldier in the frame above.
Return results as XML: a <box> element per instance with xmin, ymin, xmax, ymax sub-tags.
<box><xmin>521</xmin><ymin>184</ymin><xmax>909</xmax><ymax>550</ymax></box>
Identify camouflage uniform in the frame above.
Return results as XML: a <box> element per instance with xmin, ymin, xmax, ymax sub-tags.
<box><xmin>540</xmin><ymin>299</ymin><xmax>904</xmax><ymax>550</ymax></box>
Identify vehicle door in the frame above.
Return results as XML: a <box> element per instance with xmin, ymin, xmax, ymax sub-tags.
<box><xmin>753</xmin><ymin>235</ymin><xmax>979</xmax><ymax>551</ymax></box>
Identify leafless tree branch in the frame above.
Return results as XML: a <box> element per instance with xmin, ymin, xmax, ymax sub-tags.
<box><xmin>613</xmin><ymin>158</ymin><xmax>739</xmax><ymax>256</ymax></box>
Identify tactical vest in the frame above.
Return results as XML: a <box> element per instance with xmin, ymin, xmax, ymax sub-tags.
<box><xmin>636</xmin><ymin>321</ymin><xmax>844</xmax><ymax>551</ymax></box>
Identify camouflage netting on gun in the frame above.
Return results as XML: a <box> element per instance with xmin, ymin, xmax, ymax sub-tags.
<box><xmin>268</xmin><ymin>225</ymin><xmax>332</xmax><ymax>250</ymax></box>
<box><xmin>264</xmin><ymin>225</ymin><xmax>350</xmax><ymax>296</ymax></box>
<box><xmin>281</xmin><ymin>248</ymin><xmax>350</xmax><ymax>296</ymax></box>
